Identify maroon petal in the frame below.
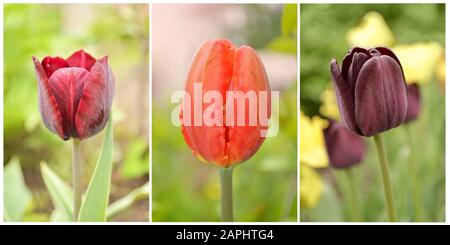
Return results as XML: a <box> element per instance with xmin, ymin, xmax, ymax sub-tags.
<box><xmin>405</xmin><ymin>83</ymin><xmax>421</xmax><ymax>123</ymax></box>
<box><xmin>355</xmin><ymin>55</ymin><xmax>407</xmax><ymax>136</ymax></box>
<box><xmin>347</xmin><ymin>52</ymin><xmax>369</xmax><ymax>93</ymax></box>
<box><xmin>341</xmin><ymin>47</ymin><xmax>369</xmax><ymax>82</ymax></box>
<box><xmin>373</xmin><ymin>47</ymin><xmax>403</xmax><ymax>67</ymax></box>
<box><xmin>41</xmin><ymin>56</ymin><xmax>69</xmax><ymax>78</ymax></box>
<box><xmin>48</xmin><ymin>67</ymin><xmax>90</xmax><ymax>139</ymax></box>
<box><xmin>324</xmin><ymin>120</ymin><xmax>365</xmax><ymax>168</ymax></box>
<box><xmin>32</xmin><ymin>57</ymin><xmax>66</xmax><ymax>140</ymax></box>
<box><xmin>66</xmin><ymin>50</ymin><xmax>97</xmax><ymax>71</ymax></box>
<box><xmin>330</xmin><ymin>58</ymin><xmax>362</xmax><ymax>135</ymax></box>
<box><xmin>75</xmin><ymin>56</ymin><xmax>114</xmax><ymax>139</ymax></box>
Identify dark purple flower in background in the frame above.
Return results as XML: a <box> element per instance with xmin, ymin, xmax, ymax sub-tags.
<box><xmin>405</xmin><ymin>83</ymin><xmax>421</xmax><ymax>123</ymax></box>
<box><xmin>330</xmin><ymin>47</ymin><xmax>408</xmax><ymax>137</ymax></box>
<box><xmin>324</xmin><ymin>120</ymin><xmax>366</xmax><ymax>169</ymax></box>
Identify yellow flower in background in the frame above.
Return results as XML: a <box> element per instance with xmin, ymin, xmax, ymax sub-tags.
<box><xmin>393</xmin><ymin>42</ymin><xmax>443</xmax><ymax>84</ymax></box>
<box><xmin>300</xmin><ymin>164</ymin><xmax>324</xmax><ymax>209</ymax></box>
<box><xmin>346</xmin><ymin>11</ymin><xmax>395</xmax><ymax>48</ymax></box>
<box><xmin>300</xmin><ymin>112</ymin><xmax>328</xmax><ymax>168</ymax></box>
<box><xmin>395</xmin><ymin>43</ymin><xmax>443</xmax><ymax>84</ymax></box>
<box><xmin>319</xmin><ymin>85</ymin><xmax>340</xmax><ymax>121</ymax></box>
<box><xmin>300</xmin><ymin>112</ymin><xmax>328</xmax><ymax>209</ymax></box>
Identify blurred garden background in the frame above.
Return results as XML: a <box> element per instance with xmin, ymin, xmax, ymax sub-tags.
<box><xmin>300</xmin><ymin>4</ymin><xmax>445</xmax><ymax>222</ymax></box>
<box><xmin>4</xmin><ymin>4</ymin><xmax>149</xmax><ymax>221</ymax></box>
<box><xmin>152</xmin><ymin>4</ymin><xmax>297</xmax><ymax>222</ymax></box>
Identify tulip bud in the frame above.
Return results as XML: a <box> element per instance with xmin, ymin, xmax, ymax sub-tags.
<box><xmin>330</xmin><ymin>47</ymin><xmax>408</xmax><ymax>137</ymax></box>
<box><xmin>180</xmin><ymin>39</ymin><xmax>271</xmax><ymax>167</ymax></box>
<box><xmin>324</xmin><ymin>120</ymin><xmax>365</xmax><ymax>168</ymax></box>
<box><xmin>33</xmin><ymin>50</ymin><xmax>114</xmax><ymax>140</ymax></box>
<box><xmin>405</xmin><ymin>83</ymin><xmax>421</xmax><ymax>123</ymax></box>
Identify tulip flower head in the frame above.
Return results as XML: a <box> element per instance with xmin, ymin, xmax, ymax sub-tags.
<box><xmin>33</xmin><ymin>50</ymin><xmax>114</xmax><ymax>140</ymax></box>
<box><xmin>180</xmin><ymin>39</ymin><xmax>271</xmax><ymax>167</ymax></box>
<box><xmin>330</xmin><ymin>47</ymin><xmax>408</xmax><ymax>137</ymax></box>
<box><xmin>324</xmin><ymin>120</ymin><xmax>366</xmax><ymax>168</ymax></box>
<box><xmin>405</xmin><ymin>83</ymin><xmax>421</xmax><ymax>123</ymax></box>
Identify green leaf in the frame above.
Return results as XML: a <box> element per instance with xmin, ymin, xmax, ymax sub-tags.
<box><xmin>78</xmin><ymin>117</ymin><xmax>114</xmax><ymax>222</ymax></box>
<box><xmin>40</xmin><ymin>162</ymin><xmax>74</xmax><ymax>221</ymax></box>
<box><xmin>281</xmin><ymin>4</ymin><xmax>297</xmax><ymax>36</ymax></box>
<box><xmin>107</xmin><ymin>183</ymin><xmax>149</xmax><ymax>219</ymax></box>
<box><xmin>4</xmin><ymin>157</ymin><xmax>32</xmax><ymax>222</ymax></box>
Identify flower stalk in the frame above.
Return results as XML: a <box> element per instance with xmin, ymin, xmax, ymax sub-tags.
<box><xmin>220</xmin><ymin>167</ymin><xmax>234</xmax><ymax>222</ymax></box>
<box><xmin>373</xmin><ymin>134</ymin><xmax>396</xmax><ymax>222</ymax></box>
<box><xmin>72</xmin><ymin>139</ymin><xmax>82</xmax><ymax>221</ymax></box>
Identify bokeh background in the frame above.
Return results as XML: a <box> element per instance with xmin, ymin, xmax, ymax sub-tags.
<box><xmin>152</xmin><ymin>4</ymin><xmax>297</xmax><ymax>222</ymax></box>
<box><xmin>300</xmin><ymin>4</ymin><xmax>445</xmax><ymax>222</ymax></box>
<box><xmin>4</xmin><ymin>4</ymin><xmax>149</xmax><ymax>221</ymax></box>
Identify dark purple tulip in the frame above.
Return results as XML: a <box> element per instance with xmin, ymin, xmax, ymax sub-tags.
<box><xmin>330</xmin><ymin>47</ymin><xmax>408</xmax><ymax>137</ymax></box>
<box><xmin>405</xmin><ymin>83</ymin><xmax>421</xmax><ymax>123</ymax></box>
<box><xmin>324</xmin><ymin>120</ymin><xmax>366</xmax><ymax>169</ymax></box>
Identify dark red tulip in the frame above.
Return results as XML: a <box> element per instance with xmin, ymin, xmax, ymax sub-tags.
<box><xmin>180</xmin><ymin>39</ymin><xmax>271</xmax><ymax>167</ymax></box>
<box><xmin>324</xmin><ymin>120</ymin><xmax>366</xmax><ymax>168</ymax></box>
<box><xmin>33</xmin><ymin>50</ymin><xmax>114</xmax><ymax>140</ymax></box>
<box><xmin>405</xmin><ymin>83</ymin><xmax>421</xmax><ymax>123</ymax></box>
<box><xmin>330</xmin><ymin>47</ymin><xmax>407</xmax><ymax>137</ymax></box>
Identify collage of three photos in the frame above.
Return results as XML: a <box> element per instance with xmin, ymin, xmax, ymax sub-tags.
<box><xmin>3</xmin><ymin>3</ymin><xmax>445</xmax><ymax>223</ymax></box>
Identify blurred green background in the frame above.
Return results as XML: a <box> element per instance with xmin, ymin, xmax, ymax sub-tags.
<box><xmin>4</xmin><ymin>4</ymin><xmax>149</xmax><ymax>221</ymax></box>
<box><xmin>152</xmin><ymin>4</ymin><xmax>297</xmax><ymax>222</ymax></box>
<box><xmin>300</xmin><ymin>4</ymin><xmax>445</xmax><ymax>222</ymax></box>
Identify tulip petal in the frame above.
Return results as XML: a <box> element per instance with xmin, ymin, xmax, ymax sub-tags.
<box><xmin>373</xmin><ymin>47</ymin><xmax>403</xmax><ymax>68</ymax></box>
<box><xmin>405</xmin><ymin>83</ymin><xmax>421</xmax><ymax>122</ymax></box>
<box><xmin>347</xmin><ymin>52</ymin><xmax>369</xmax><ymax>93</ymax></box>
<box><xmin>324</xmin><ymin>120</ymin><xmax>365</xmax><ymax>168</ymax></box>
<box><xmin>41</xmin><ymin>56</ymin><xmax>69</xmax><ymax>78</ymax></box>
<box><xmin>341</xmin><ymin>47</ymin><xmax>369</xmax><ymax>82</ymax></box>
<box><xmin>355</xmin><ymin>55</ymin><xmax>407</xmax><ymax>136</ymax></box>
<box><xmin>66</xmin><ymin>50</ymin><xmax>97</xmax><ymax>71</ymax></box>
<box><xmin>48</xmin><ymin>67</ymin><xmax>89</xmax><ymax>139</ymax></box>
<box><xmin>181</xmin><ymin>40</ymin><xmax>216</xmax><ymax>158</ymax></box>
<box><xmin>32</xmin><ymin>56</ymin><xmax>66</xmax><ymax>140</ymax></box>
<box><xmin>330</xmin><ymin>58</ymin><xmax>362</xmax><ymax>135</ymax></box>
<box><xmin>182</xmin><ymin>39</ymin><xmax>235</xmax><ymax>166</ymax></box>
<box><xmin>226</xmin><ymin>46</ymin><xmax>271</xmax><ymax>166</ymax></box>
<box><xmin>75</xmin><ymin>56</ymin><xmax>114</xmax><ymax>139</ymax></box>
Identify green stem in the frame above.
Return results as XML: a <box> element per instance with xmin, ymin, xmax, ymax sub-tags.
<box><xmin>346</xmin><ymin>168</ymin><xmax>361</xmax><ymax>222</ymax></box>
<box><xmin>219</xmin><ymin>167</ymin><xmax>234</xmax><ymax>222</ymax></box>
<box><xmin>404</xmin><ymin>124</ymin><xmax>422</xmax><ymax>221</ymax></box>
<box><xmin>72</xmin><ymin>139</ymin><xmax>82</xmax><ymax>221</ymax></box>
<box><xmin>373</xmin><ymin>134</ymin><xmax>396</xmax><ymax>222</ymax></box>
